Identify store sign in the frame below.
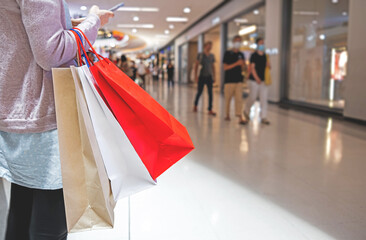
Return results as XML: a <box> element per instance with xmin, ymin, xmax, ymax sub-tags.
<box><xmin>265</xmin><ymin>48</ymin><xmax>279</xmax><ymax>55</ymax></box>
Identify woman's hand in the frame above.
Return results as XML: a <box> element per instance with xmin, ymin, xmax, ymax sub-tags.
<box><xmin>71</xmin><ymin>18</ymin><xmax>86</xmax><ymax>27</ymax></box>
<box><xmin>89</xmin><ymin>5</ymin><xmax>114</xmax><ymax>27</ymax></box>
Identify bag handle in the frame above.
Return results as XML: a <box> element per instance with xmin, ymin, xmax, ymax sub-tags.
<box><xmin>74</xmin><ymin>28</ymin><xmax>105</xmax><ymax>62</ymax></box>
<box><xmin>70</xmin><ymin>30</ymin><xmax>83</xmax><ymax>65</ymax></box>
<box><xmin>70</xmin><ymin>29</ymin><xmax>92</xmax><ymax>67</ymax></box>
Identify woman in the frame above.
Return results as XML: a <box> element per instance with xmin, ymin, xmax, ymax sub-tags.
<box><xmin>0</xmin><ymin>1</ymin><xmax>113</xmax><ymax>239</ymax></box>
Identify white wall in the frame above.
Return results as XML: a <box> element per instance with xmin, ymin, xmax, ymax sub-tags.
<box><xmin>265</xmin><ymin>0</ymin><xmax>283</xmax><ymax>102</ymax></box>
<box><xmin>344</xmin><ymin>0</ymin><xmax>366</xmax><ymax>121</ymax></box>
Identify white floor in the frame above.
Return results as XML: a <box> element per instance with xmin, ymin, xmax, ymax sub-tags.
<box><xmin>7</xmin><ymin>80</ymin><xmax>366</xmax><ymax>240</ymax></box>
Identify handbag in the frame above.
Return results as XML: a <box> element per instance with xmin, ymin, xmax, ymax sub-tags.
<box><xmin>265</xmin><ymin>54</ymin><xmax>272</xmax><ymax>86</ymax></box>
<box><xmin>71</xmin><ymin>28</ymin><xmax>194</xmax><ymax>180</ymax></box>
<box><xmin>69</xmin><ymin>30</ymin><xmax>157</xmax><ymax>201</ymax></box>
<box><xmin>72</xmin><ymin>65</ymin><xmax>156</xmax><ymax>201</ymax></box>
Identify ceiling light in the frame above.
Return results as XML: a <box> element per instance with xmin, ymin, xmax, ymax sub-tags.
<box><xmin>183</xmin><ymin>7</ymin><xmax>191</xmax><ymax>13</ymax></box>
<box><xmin>319</xmin><ymin>34</ymin><xmax>326</xmax><ymax>40</ymax></box>
<box><xmin>132</xmin><ymin>28</ymin><xmax>137</xmax><ymax>33</ymax></box>
<box><xmin>165</xmin><ymin>30</ymin><xmax>170</xmax><ymax>34</ymax></box>
<box><xmin>239</xmin><ymin>25</ymin><xmax>257</xmax><ymax>36</ymax></box>
<box><xmin>133</xmin><ymin>16</ymin><xmax>139</xmax><ymax>22</ymax></box>
<box><xmin>294</xmin><ymin>11</ymin><xmax>320</xmax><ymax>16</ymax></box>
<box><xmin>80</xmin><ymin>6</ymin><xmax>87</xmax><ymax>11</ymax></box>
<box><xmin>166</xmin><ymin>17</ymin><xmax>188</xmax><ymax>22</ymax></box>
<box><xmin>117</xmin><ymin>7</ymin><xmax>159</xmax><ymax>12</ymax></box>
<box><xmin>253</xmin><ymin>9</ymin><xmax>259</xmax><ymax>15</ymax></box>
<box><xmin>169</xmin><ymin>24</ymin><xmax>175</xmax><ymax>29</ymax></box>
<box><xmin>141</xmin><ymin>8</ymin><xmax>160</xmax><ymax>12</ymax></box>
<box><xmin>312</xmin><ymin>20</ymin><xmax>318</xmax><ymax>24</ymax></box>
<box><xmin>243</xmin><ymin>41</ymin><xmax>249</xmax><ymax>46</ymax></box>
<box><xmin>155</xmin><ymin>34</ymin><xmax>170</xmax><ymax>39</ymax></box>
<box><xmin>234</xmin><ymin>18</ymin><xmax>248</xmax><ymax>23</ymax></box>
<box><xmin>332</xmin><ymin>0</ymin><xmax>338</xmax><ymax>3</ymax></box>
<box><xmin>117</xmin><ymin>24</ymin><xmax>154</xmax><ymax>29</ymax></box>
<box><xmin>342</xmin><ymin>11</ymin><xmax>348</xmax><ymax>16</ymax></box>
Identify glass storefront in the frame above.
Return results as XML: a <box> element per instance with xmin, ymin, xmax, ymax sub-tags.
<box><xmin>227</xmin><ymin>6</ymin><xmax>266</xmax><ymax>51</ymax></box>
<box><xmin>288</xmin><ymin>0</ymin><xmax>349</xmax><ymax>110</ymax></box>
<box><xmin>179</xmin><ymin>43</ymin><xmax>189</xmax><ymax>83</ymax></box>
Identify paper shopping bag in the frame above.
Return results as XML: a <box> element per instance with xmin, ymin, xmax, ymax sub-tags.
<box><xmin>71</xmin><ymin>65</ymin><xmax>156</xmax><ymax>201</ymax></box>
<box><xmin>52</xmin><ymin>68</ymin><xmax>115</xmax><ymax>232</ymax></box>
<box><xmin>91</xmin><ymin>59</ymin><xmax>194</xmax><ymax>180</ymax></box>
<box><xmin>72</xmin><ymin>29</ymin><xmax>194</xmax><ymax>180</ymax></box>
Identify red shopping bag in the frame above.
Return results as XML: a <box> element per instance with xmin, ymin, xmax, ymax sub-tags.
<box><xmin>72</xmin><ymin>29</ymin><xmax>194</xmax><ymax>180</ymax></box>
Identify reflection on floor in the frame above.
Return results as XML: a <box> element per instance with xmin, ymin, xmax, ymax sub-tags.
<box><xmin>289</xmin><ymin>98</ymin><xmax>345</xmax><ymax>110</ymax></box>
<box><xmin>65</xmin><ymin>80</ymin><xmax>366</xmax><ymax>240</ymax></box>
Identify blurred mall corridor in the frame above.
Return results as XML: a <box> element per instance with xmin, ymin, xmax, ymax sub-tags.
<box><xmin>67</xmin><ymin>81</ymin><xmax>366</xmax><ymax>240</ymax></box>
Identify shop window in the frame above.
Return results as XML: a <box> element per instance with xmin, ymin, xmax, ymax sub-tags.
<box><xmin>288</xmin><ymin>0</ymin><xmax>349</xmax><ymax>109</ymax></box>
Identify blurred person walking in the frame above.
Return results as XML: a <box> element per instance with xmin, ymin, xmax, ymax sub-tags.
<box><xmin>152</xmin><ymin>64</ymin><xmax>159</xmax><ymax>81</ymax></box>
<box><xmin>244</xmin><ymin>38</ymin><xmax>271</xmax><ymax>124</ymax></box>
<box><xmin>223</xmin><ymin>35</ymin><xmax>247</xmax><ymax>125</ymax></box>
<box><xmin>167</xmin><ymin>61</ymin><xmax>175</xmax><ymax>88</ymax></box>
<box><xmin>0</xmin><ymin>1</ymin><xmax>113</xmax><ymax>239</ymax></box>
<box><xmin>145</xmin><ymin>63</ymin><xmax>152</xmax><ymax>86</ymax></box>
<box><xmin>108</xmin><ymin>52</ymin><xmax>118</xmax><ymax>65</ymax></box>
<box><xmin>160</xmin><ymin>60</ymin><xmax>166</xmax><ymax>81</ymax></box>
<box><xmin>131</xmin><ymin>61</ymin><xmax>137</xmax><ymax>80</ymax></box>
<box><xmin>193</xmin><ymin>41</ymin><xmax>217</xmax><ymax>116</ymax></box>
<box><xmin>137</xmin><ymin>59</ymin><xmax>148</xmax><ymax>87</ymax></box>
<box><xmin>118</xmin><ymin>54</ymin><xmax>132</xmax><ymax>77</ymax></box>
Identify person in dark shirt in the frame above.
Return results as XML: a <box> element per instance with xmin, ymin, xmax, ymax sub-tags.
<box><xmin>193</xmin><ymin>41</ymin><xmax>217</xmax><ymax>116</ymax></box>
<box><xmin>167</xmin><ymin>61</ymin><xmax>175</xmax><ymax>87</ymax></box>
<box><xmin>223</xmin><ymin>35</ymin><xmax>247</xmax><ymax>125</ymax></box>
<box><xmin>244</xmin><ymin>38</ymin><xmax>271</xmax><ymax>124</ymax></box>
<box><xmin>130</xmin><ymin>61</ymin><xmax>137</xmax><ymax>81</ymax></box>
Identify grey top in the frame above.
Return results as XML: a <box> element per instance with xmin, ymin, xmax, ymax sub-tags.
<box><xmin>197</xmin><ymin>53</ymin><xmax>215</xmax><ymax>77</ymax></box>
<box><xmin>0</xmin><ymin>0</ymin><xmax>101</xmax><ymax>133</ymax></box>
<box><xmin>0</xmin><ymin>129</ymin><xmax>62</xmax><ymax>190</ymax></box>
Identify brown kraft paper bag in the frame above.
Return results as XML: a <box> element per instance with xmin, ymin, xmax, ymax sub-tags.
<box><xmin>52</xmin><ymin>68</ymin><xmax>115</xmax><ymax>233</ymax></box>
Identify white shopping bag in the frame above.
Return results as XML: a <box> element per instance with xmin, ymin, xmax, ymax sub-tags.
<box><xmin>70</xmin><ymin>66</ymin><xmax>156</xmax><ymax>201</ymax></box>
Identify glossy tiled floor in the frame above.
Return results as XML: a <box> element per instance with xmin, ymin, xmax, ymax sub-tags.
<box><xmin>68</xmin><ymin>81</ymin><xmax>366</xmax><ymax>240</ymax></box>
<box><xmin>2</xmin><ymin>80</ymin><xmax>366</xmax><ymax>240</ymax></box>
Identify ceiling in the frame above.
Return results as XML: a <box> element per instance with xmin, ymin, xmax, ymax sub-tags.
<box><xmin>67</xmin><ymin>0</ymin><xmax>225</xmax><ymax>51</ymax></box>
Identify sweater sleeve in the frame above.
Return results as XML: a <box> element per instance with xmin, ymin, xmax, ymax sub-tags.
<box><xmin>16</xmin><ymin>0</ymin><xmax>100</xmax><ymax>71</ymax></box>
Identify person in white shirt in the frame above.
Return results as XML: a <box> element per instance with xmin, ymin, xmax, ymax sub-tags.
<box><xmin>137</xmin><ymin>59</ymin><xmax>148</xmax><ymax>87</ymax></box>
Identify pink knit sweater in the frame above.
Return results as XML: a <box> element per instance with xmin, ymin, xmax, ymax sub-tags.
<box><xmin>0</xmin><ymin>0</ymin><xmax>100</xmax><ymax>133</ymax></box>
